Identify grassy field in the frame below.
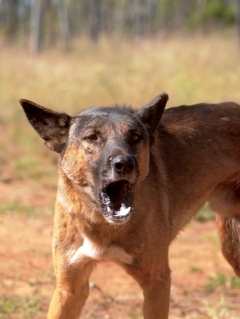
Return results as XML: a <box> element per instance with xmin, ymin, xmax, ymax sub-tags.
<box><xmin>0</xmin><ymin>34</ymin><xmax>240</xmax><ymax>318</ymax></box>
<box><xmin>1</xmin><ymin>34</ymin><xmax>240</xmax><ymax>190</ymax></box>
<box><xmin>1</xmin><ymin>34</ymin><xmax>240</xmax><ymax>189</ymax></box>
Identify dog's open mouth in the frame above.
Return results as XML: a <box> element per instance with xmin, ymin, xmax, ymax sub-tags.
<box><xmin>102</xmin><ymin>179</ymin><xmax>132</xmax><ymax>224</ymax></box>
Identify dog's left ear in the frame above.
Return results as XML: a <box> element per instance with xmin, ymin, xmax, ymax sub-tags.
<box><xmin>20</xmin><ymin>99</ymin><xmax>71</xmax><ymax>153</ymax></box>
<box><xmin>136</xmin><ymin>93</ymin><xmax>168</xmax><ymax>136</ymax></box>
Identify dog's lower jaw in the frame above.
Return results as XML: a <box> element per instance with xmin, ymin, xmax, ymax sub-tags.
<box><xmin>103</xmin><ymin>205</ymin><xmax>132</xmax><ymax>225</ymax></box>
<box><xmin>104</xmin><ymin>213</ymin><xmax>131</xmax><ymax>225</ymax></box>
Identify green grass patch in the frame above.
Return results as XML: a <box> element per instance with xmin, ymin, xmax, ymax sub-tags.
<box><xmin>14</xmin><ymin>157</ymin><xmax>58</xmax><ymax>186</ymax></box>
<box><xmin>0</xmin><ymin>203</ymin><xmax>53</xmax><ymax>217</ymax></box>
<box><xmin>229</xmin><ymin>276</ymin><xmax>240</xmax><ymax>289</ymax></box>
<box><xmin>15</xmin><ymin>159</ymin><xmax>45</xmax><ymax>180</ymax></box>
<box><xmin>128</xmin><ymin>313</ymin><xmax>143</xmax><ymax>319</ymax></box>
<box><xmin>0</xmin><ymin>296</ymin><xmax>45</xmax><ymax>319</ymax></box>
<box><xmin>190</xmin><ymin>266</ymin><xmax>203</xmax><ymax>273</ymax></box>
<box><xmin>205</xmin><ymin>273</ymin><xmax>240</xmax><ymax>293</ymax></box>
<box><xmin>195</xmin><ymin>204</ymin><xmax>215</xmax><ymax>222</ymax></box>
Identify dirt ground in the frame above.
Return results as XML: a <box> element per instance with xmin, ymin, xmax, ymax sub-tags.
<box><xmin>0</xmin><ymin>182</ymin><xmax>240</xmax><ymax>319</ymax></box>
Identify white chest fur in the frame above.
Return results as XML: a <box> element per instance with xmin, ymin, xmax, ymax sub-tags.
<box><xmin>69</xmin><ymin>237</ymin><xmax>133</xmax><ymax>265</ymax></box>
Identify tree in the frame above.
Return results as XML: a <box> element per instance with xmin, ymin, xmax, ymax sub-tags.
<box><xmin>29</xmin><ymin>0</ymin><xmax>42</xmax><ymax>54</ymax></box>
<box><xmin>0</xmin><ymin>0</ymin><xmax>239</xmax><ymax>51</ymax></box>
<box><xmin>89</xmin><ymin>0</ymin><xmax>102</xmax><ymax>42</ymax></box>
<box><xmin>237</xmin><ymin>0</ymin><xmax>240</xmax><ymax>45</ymax></box>
<box><xmin>4</xmin><ymin>0</ymin><xmax>18</xmax><ymax>42</ymax></box>
<box><xmin>57</xmin><ymin>0</ymin><xmax>71</xmax><ymax>51</ymax></box>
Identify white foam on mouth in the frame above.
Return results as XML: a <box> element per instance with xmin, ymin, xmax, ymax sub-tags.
<box><xmin>103</xmin><ymin>194</ymin><xmax>111</xmax><ymax>206</ymax></box>
<box><xmin>107</xmin><ymin>204</ymin><xmax>131</xmax><ymax>217</ymax></box>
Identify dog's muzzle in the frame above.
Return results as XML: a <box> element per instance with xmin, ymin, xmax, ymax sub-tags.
<box><xmin>100</xmin><ymin>155</ymin><xmax>136</xmax><ymax>225</ymax></box>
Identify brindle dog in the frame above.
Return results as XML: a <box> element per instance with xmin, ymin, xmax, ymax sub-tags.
<box><xmin>20</xmin><ymin>93</ymin><xmax>240</xmax><ymax>319</ymax></box>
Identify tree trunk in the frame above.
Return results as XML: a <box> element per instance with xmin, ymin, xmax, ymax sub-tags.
<box><xmin>237</xmin><ymin>0</ymin><xmax>240</xmax><ymax>46</ymax></box>
<box><xmin>29</xmin><ymin>0</ymin><xmax>42</xmax><ymax>54</ymax></box>
<box><xmin>89</xmin><ymin>0</ymin><xmax>101</xmax><ymax>42</ymax></box>
<box><xmin>58</xmin><ymin>0</ymin><xmax>71</xmax><ymax>51</ymax></box>
<box><xmin>134</xmin><ymin>0</ymin><xmax>146</xmax><ymax>38</ymax></box>
<box><xmin>5</xmin><ymin>0</ymin><xmax>18</xmax><ymax>42</ymax></box>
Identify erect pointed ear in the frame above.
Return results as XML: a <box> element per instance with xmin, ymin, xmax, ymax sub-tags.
<box><xmin>19</xmin><ymin>99</ymin><xmax>71</xmax><ymax>153</ymax></box>
<box><xmin>136</xmin><ymin>93</ymin><xmax>169</xmax><ymax>136</ymax></box>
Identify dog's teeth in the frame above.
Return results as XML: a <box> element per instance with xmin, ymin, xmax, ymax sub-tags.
<box><xmin>116</xmin><ymin>206</ymin><xmax>131</xmax><ymax>216</ymax></box>
<box><xmin>107</xmin><ymin>206</ymin><xmax>113</xmax><ymax>214</ymax></box>
<box><xmin>124</xmin><ymin>207</ymin><xmax>131</xmax><ymax>214</ymax></box>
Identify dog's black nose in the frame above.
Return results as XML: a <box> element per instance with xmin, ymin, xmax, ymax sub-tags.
<box><xmin>113</xmin><ymin>155</ymin><xmax>135</xmax><ymax>175</ymax></box>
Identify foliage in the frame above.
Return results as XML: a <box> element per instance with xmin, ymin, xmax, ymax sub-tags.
<box><xmin>0</xmin><ymin>0</ymin><xmax>239</xmax><ymax>52</ymax></box>
<box><xmin>188</xmin><ymin>0</ymin><xmax>236</xmax><ymax>32</ymax></box>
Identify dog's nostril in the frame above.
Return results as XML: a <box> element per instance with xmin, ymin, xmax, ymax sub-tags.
<box><xmin>113</xmin><ymin>156</ymin><xmax>135</xmax><ymax>175</ymax></box>
<box><xmin>128</xmin><ymin>162</ymin><xmax>134</xmax><ymax>171</ymax></box>
<box><xmin>115</xmin><ymin>162</ymin><xmax>123</xmax><ymax>171</ymax></box>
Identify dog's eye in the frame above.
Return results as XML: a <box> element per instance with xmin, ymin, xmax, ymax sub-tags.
<box><xmin>128</xmin><ymin>133</ymin><xmax>141</xmax><ymax>144</ymax></box>
<box><xmin>84</xmin><ymin>134</ymin><xmax>98</xmax><ymax>142</ymax></box>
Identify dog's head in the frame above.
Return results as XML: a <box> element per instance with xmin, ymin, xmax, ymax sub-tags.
<box><xmin>20</xmin><ymin>93</ymin><xmax>168</xmax><ymax>225</ymax></box>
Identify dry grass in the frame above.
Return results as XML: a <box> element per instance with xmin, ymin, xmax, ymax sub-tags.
<box><xmin>1</xmin><ymin>33</ymin><xmax>240</xmax><ymax>187</ymax></box>
<box><xmin>1</xmin><ymin>34</ymin><xmax>240</xmax><ymax>115</ymax></box>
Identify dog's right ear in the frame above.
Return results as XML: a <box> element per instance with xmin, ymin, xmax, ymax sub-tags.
<box><xmin>20</xmin><ymin>99</ymin><xmax>71</xmax><ymax>153</ymax></box>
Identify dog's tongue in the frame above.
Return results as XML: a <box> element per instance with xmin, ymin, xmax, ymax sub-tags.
<box><xmin>107</xmin><ymin>204</ymin><xmax>131</xmax><ymax>217</ymax></box>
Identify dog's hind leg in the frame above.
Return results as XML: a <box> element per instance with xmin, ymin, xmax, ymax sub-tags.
<box><xmin>215</xmin><ymin>215</ymin><xmax>240</xmax><ymax>277</ymax></box>
<box><xmin>209</xmin><ymin>182</ymin><xmax>240</xmax><ymax>277</ymax></box>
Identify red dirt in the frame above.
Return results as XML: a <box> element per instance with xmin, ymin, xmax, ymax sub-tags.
<box><xmin>0</xmin><ymin>182</ymin><xmax>240</xmax><ymax>319</ymax></box>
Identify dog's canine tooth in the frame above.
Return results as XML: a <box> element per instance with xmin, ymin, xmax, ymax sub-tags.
<box><xmin>107</xmin><ymin>206</ymin><xmax>113</xmax><ymax>214</ymax></box>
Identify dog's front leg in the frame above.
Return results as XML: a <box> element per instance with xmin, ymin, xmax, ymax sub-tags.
<box><xmin>47</xmin><ymin>258</ymin><xmax>96</xmax><ymax>319</ymax></box>
<box><xmin>127</xmin><ymin>265</ymin><xmax>171</xmax><ymax>319</ymax></box>
<box><xmin>142</xmin><ymin>271</ymin><xmax>171</xmax><ymax>319</ymax></box>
